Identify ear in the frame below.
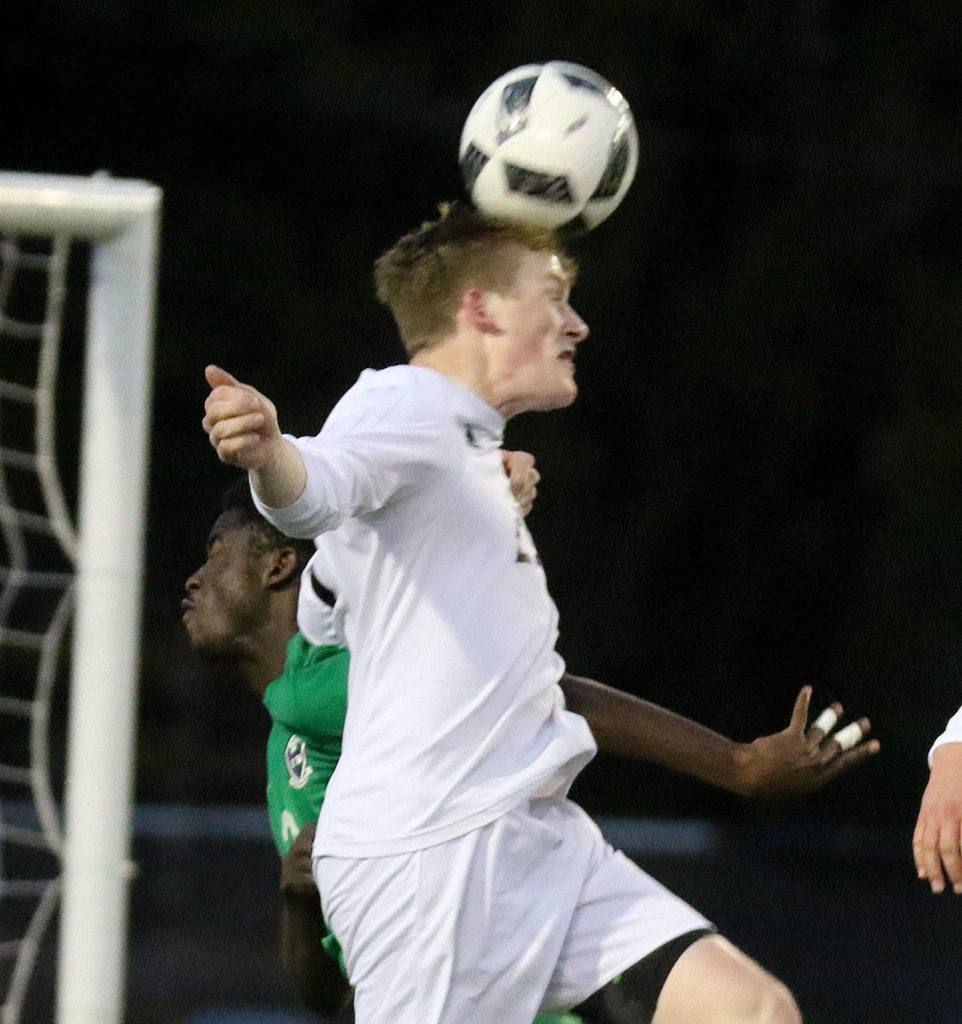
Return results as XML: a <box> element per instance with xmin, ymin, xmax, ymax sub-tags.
<box><xmin>263</xmin><ymin>548</ymin><xmax>300</xmax><ymax>590</ymax></box>
<box><xmin>459</xmin><ymin>288</ymin><xmax>502</xmax><ymax>335</ymax></box>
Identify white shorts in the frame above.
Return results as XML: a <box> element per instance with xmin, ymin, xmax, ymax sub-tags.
<box><xmin>315</xmin><ymin>796</ymin><xmax>711</xmax><ymax>1024</ymax></box>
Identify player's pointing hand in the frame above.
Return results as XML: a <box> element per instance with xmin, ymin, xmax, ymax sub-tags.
<box><xmin>202</xmin><ymin>365</ymin><xmax>307</xmax><ymax>509</ymax></box>
<box><xmin>203</xmin><ymin>365</ymin><xmax>283</xmax><ymax>471</ymax></box>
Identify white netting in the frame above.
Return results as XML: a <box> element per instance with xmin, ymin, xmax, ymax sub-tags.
<box><xmin>0</xmin><ymin>170</ymin><xmax>158</xmax><ymax>1024</ymax></box>
<box><xmin>0</xmin><ymin>234</ymin><xmax>76</xmax><ymax>1024</ymax></box>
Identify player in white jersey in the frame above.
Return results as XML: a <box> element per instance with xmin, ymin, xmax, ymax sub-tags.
<box><xmin>186</xmin><ymin>473</ymin><xmax>874</xmax><ymax>1023</ymax></box>
<box><xmin>914</xmin><ymin>704</ymin><xmax>962</xmax><ymax>894</ymax></box>
<box><xmin>202</xmin><ymin>203</ymin><xmax>863</xmax><ymax>1024</ymax></box>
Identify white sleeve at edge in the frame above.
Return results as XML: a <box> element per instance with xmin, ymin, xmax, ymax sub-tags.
<box><xmin>928</xmin><ymin>704</ymin><xmax>962</xmax><ymax>767</ymax></box>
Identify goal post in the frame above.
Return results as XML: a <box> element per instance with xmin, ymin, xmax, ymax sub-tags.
<box><xmin>0</xmin><ymin>171</ymin><xmax>161</xmax><ymax>1024</ymax></box>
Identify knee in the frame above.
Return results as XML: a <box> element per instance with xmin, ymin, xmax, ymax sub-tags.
<box><xmin>645</xmin><ymin>934</ymin><xmax>803</xmax><ymax>1024</ymax></box>
<box><xmin>707</xmin><ymin>970</ymin><xmax>801</xmax><ymax>1024</ymax></box>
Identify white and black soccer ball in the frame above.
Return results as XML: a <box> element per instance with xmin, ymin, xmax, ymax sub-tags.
<box><xmin>459</xmin><ymin>61</ymin><xmax>639</xmax><ymax>234</ymax></box>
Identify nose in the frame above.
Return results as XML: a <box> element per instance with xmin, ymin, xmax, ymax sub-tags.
<box><xmin>185</xmin><ymin>571</ymin><xmax>201</xmax><ymax>594</ymax></box>
<box><xmin>566</xmin><ymin>304</ymin><xmax>589</xmax><ymax>344</ymax></box>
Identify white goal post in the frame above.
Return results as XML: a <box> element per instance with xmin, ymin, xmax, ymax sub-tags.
<box><xmin>0</xmin><ymin>171</ymin><xmax>161</xmax><ymax>1024</ymax></box>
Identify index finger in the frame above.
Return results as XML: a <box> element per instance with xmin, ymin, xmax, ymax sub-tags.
<box><xmin>202</xmin><ymin>387</ymin><xmax>263</xmax><ymax>436</ymax></box>
<box><xmin>808</xmin><ymin>701</ymin><xmax>843</xmax><ymax>748</ymax></box>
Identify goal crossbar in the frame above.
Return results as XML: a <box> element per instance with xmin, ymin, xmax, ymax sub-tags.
<box><xmin>0</xmin><ymin>172</ymin><xmax>160</xmax><ymax>240</ymax></box>
<box><xmin>0</xmin><ymin>171</ymin><xmax>161</xmax><ymax>1024</ymax></box>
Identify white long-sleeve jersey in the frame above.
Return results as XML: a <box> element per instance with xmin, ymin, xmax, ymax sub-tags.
<box><xmin>253</xmin><ymin>365</ymin><xmax>596</xmax><ymax>857</ymax></box>
<box><xmin>929</xmin><ymin>704</ymin><xmax>962</xmax><ymax>767</ymax></box>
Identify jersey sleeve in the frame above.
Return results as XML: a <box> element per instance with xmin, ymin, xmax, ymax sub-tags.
<box><xmin>929</xmin><ymin>704</ymin><xmax>962</xmax><ymax>766</ymax></box>
<box><xmin>254</xmin><ymin>380</ymin><xmax>452</xmax><ymax>539</ymax></box>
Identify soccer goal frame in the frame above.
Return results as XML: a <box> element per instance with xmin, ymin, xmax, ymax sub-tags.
<box><xmin>0</xmin><ymin>171</ymin><xmax>161</xmax><ymax>1024</ymax></box>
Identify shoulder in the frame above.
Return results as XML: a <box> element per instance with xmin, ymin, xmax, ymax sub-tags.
<box><xmin>315</xmin><ymin>367</ymin><xmax>474</xmax><ymax>474</ymax></box>
<box><xmin>265</xmin><ymin>636</ymin><xmax>349</xmax><ymax>706</ymax></box>
<box><xmin>284</xmin><ymin>633</ymin><xmax>350</xmax><ymax>675</ymax></box>
<box><xmin>330</xmin><ymin>365</ymin><xmax>435</xmax><ymax>416</ymax></box>
<box><xmin>329</xmin><ymin>365</ymin><xmax>488</xmax><ymax>431</ymax></box>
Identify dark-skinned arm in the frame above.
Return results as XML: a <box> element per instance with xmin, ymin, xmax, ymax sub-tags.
<box><xmin>559</xmin><ymin>672</ymin><xmax>879</xmax><ymax>798</ymax></box>
<box><xmin>279</xmin><ymin>824</ymin><xmax>353</xmax><ymax>1017</ymax></box>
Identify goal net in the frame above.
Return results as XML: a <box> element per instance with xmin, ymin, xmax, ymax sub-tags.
<box><xmin>0</xmin><ymin>172</ymin><xmax>160</xmax><ymax>1024</ymax></box>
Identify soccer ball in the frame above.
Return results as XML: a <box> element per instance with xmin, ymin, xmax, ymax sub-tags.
<box><xmin>459</xmin><ymin>61</ymin><xmax>639</xmax><ymax>234</ymax></box>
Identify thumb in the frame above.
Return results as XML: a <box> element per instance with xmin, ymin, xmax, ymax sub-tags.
<box><xmin>205</xmin><ymin>364</ymin><xmax>240</xmax><ymax>390</ymax></box>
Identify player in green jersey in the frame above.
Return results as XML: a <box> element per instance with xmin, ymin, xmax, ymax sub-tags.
<box><xmin>183</xmin><ymin>473</ymin><xmax>878</xmax><ymax>1023</ymax></box>
<box><xmin>183</xmin><ymin>467</ymin><xmax>583</xmax><ymax>1023</ymax></box>
<box><xmin>181</xmin><ymin>477</ymin><xmax>348</xmax><ymax>1016</ymax></box>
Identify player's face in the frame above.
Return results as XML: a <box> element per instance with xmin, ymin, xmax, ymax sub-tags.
<box><xmin>486</xmin><ymin>249</ymin><xmax>589</xmax><ymax>418</ymax></box>
<box><xmin>181</xmin><ymin>512</ymin><xmax>267</xmax><ymax>660</ymax></box>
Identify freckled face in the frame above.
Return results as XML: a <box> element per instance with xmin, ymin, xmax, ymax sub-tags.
<box><xmin>485</xmin><ymin>251</ymin><xmax>589</xmax><ymax>418</ymax></box>
<box><xmin>181</xmin><ymin>512</ymin><xmax>266</xmax><ymax>660</ymax></box>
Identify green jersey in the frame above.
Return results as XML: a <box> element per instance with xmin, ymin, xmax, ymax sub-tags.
<box><xmin>263</xmin><ymin>633</ymin><xmax>581</xmax><ymax>1024</ymax></box>
<box><xmin>264</xmin><ymin>634</ymin><xmax>349</xmax><ymax>857</ymax></box>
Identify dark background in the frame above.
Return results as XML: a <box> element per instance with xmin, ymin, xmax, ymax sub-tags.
<box><xmin>5</xmin><ymin>1</ymin><xmax>962</xmax><ymax>830</ymax></box>
<box><xmin>5</xmin><ymin>3</ymin><xmax>962</xmax><ymax>1022</ymax></box>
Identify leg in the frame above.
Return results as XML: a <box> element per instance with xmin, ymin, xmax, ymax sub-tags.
<box><xmin>652</xmin><ymin>935</ymin><xmax>800</xmax><ymax>1024</ymax></box>
<box><xmin>580</xmin><ymin>934</ymin><xmax>801</xmax><ymax>1024</ymax></box>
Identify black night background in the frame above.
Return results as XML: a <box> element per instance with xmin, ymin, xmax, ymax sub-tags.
<box><xmin>4</xmin><ymin>2</ymin><xmax>962</xmax><ymax>1020</ymax></box>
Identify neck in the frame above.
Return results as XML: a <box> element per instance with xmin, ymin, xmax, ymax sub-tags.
<box><xmin>411</xmin><ymin>333</ymin><xmax>508</xmax><ymax>417</ymax></box>
<box><xmin>239</xmin><ymin>604</ymin><xmax>298</xmax><ymax>698</ymax></box>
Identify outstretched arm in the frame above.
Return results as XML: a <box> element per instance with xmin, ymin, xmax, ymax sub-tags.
<box><xmin>279</xmin><ymin>824</ymin><xmax>352</xmax><ymax>1016</ymax></box>
<box><xmin>560</xmin><ymin>674</ymin><xmax>879</xmax><ymax>798</ymax></box>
